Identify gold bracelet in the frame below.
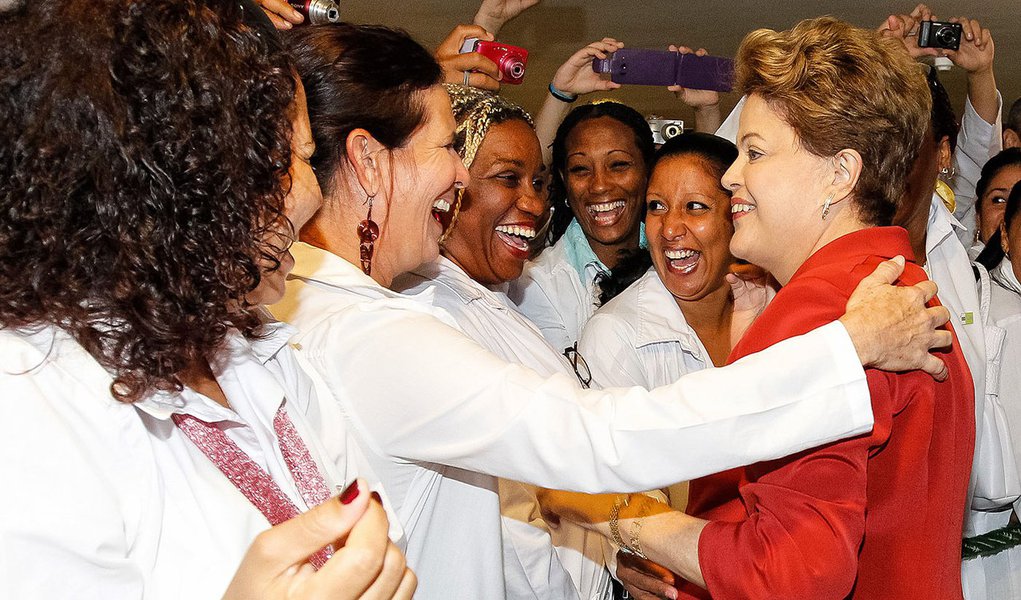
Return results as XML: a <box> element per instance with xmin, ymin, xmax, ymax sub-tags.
<box><xmin>608</xmin><ymin>494</ymin><xmax>629</xmax><ymax>549</ymax></box>
<box><xmin>628</xmin><ymin>515</ymin><xmax>648</xmax><ymax>560</ymax></box>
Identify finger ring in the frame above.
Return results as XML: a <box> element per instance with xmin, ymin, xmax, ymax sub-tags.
<box><xmin>463</xmin><ymin>70</ymin><xmax>471</xmax><ymax>86</ymax></box>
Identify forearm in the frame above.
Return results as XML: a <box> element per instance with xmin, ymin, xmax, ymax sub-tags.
<box><xmin>620</xmin><ymin>511</ymin><xmax>708</xmax><ymax>589</ymax></box>
<box><xmin>535</xmin><ymin>93</ymin><xmax>572</xmax><ymax>166</ymax></box>
<box><xmin>967</xmin><ymin>69</ymin><xmax>999</xmax><ymax>127</ymax></box>
<box><xmin>693</xmin><ymin>104</ymin><xmax>722</xmax><ymax>134</ymax></box>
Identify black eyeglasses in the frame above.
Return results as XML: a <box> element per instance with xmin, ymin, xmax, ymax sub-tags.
<box><xmin>563</xmin><ymin>343</ymin><xmax>591</xmax><ymax>389</ymax></box>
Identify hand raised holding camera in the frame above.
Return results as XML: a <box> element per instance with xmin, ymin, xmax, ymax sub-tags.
<box><xmin>877</xmin><ymin>5</ymin><xmax>940</xmax><ymax>59</ymax></box>
<box><xmin>946</xmin><ymin>17</ymin><xmax>994</xmax><ymax>75</ymax></box>
<box><xmin>435</xmin><ymin>24</ymin><xmax>501</xmax><ymax>91</ymax></box>
<box><xmin>551</xmin><ymin>38</ymin><xmax>624</xmax><ymax>97</ymax></box>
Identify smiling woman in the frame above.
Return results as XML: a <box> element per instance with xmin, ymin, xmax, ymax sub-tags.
<box><xmin>509</xmin><ymin>101</ymin><xmax>656</xmax><ymax>352</ymax></box>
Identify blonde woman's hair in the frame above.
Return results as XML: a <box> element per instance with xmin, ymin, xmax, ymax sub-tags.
<box><xmin>736</xmin><ymin>16</ymin><xmax>931</xmax><ymax>225</ymax></box>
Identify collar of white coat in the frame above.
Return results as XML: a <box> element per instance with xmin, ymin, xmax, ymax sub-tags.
<box><xmin>994</xmin><ymin>259</ymin><xmax>1021</xmax><ymax>296</ymax></box>
<box><xmin>926</xmin><ymin>192</ymin><xmax>967</xmax><ymax>255</ymax></box>
<box><xmin>134</xmin><ymin>322</ymin><xmax>297</xmax><ymax>422</ymax></box>
<box><xmin>411</xmin><ymin>255</ymin><xmax>510</xmax><ymax>310</ymax></box>
<box><xmin>632</xmin><ymin>269</ymin><xmax>707</xmax><ymax>358</ymax></box>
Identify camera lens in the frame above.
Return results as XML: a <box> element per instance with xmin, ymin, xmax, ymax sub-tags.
<box><xmin>326</xmin><ymin>7</ymin><xmax>339</xmax><ymax>21</ymax></box>
<box><xmin>934</xmin><ymin>26</ymin><xmax>957</xmax><ymax>48</ymax></box>
<box><xmin>663</xmin><ymin>124</ymin><xmax>682</xmax><ymax>140</ymax></box>
<box><xmin>504</xmin><ymin>58</ymin><xmax>525</xmax><ymax>81</ymax></box>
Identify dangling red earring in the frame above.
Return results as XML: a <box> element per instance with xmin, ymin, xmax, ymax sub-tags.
<box><xmin>358</xmin><ymin>194</ymin><xmax>379</xmax><ymax>276</ymax></box>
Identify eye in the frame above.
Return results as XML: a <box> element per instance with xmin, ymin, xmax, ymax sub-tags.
<box><xmin>747</xmin><ymin>148</ymin><xmax>764</xmax><ymax>161</ymax></box>
<box><xmin>687</xmin><ymin>201</ymin><xmax>709</xmax><ymax>211</ymax></box>
<box><xmin>990</xmin><ymin>195</ymin><xmax>1007</xmax><ymax>205</ymax></box>
<box><xmin>532</xmin><ymin>177</ymin><xmax>545</xmax><ymax>193</ymax></box>
<box><xmin>610</xmin><ymin>160</ymin><xmax>633</xmax><ymax>170</ymax></box>
<box><xmin>647</xmin><ymin>199</ymin><xmax>666</xmax><ymax>213</ymax></box>
<box><xmin>497</xmin><ymin>172</ymin><xmax>521</xmax><ymax>187</ymax></box>
<box><xmin>568</xmin><ymin>165</ymin><xmax>590</xmax><ymax>176</ymax></box>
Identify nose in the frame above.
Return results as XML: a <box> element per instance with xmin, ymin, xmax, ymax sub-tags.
<box><xmin>452</xmin><ymin>152</ymin><xmax>471</xmax><ymax>189</ymax></box>
<box><xmin>660</xmin><ymin>208</ymin><xmax>688</xmax><ymax>240</ymax></box>
<box><xmin>518</xmin><ymin>184</ymin><xmax>547</xmax><ymax>218</ymax></box>
<box><xmin>589</xmin><ymin>165</ymin><xmax>611</xmax><ymax>194</ymax></box>
<box><xmin>721</xmin><ymin>158</ymin><xmax>742</xmax><ymax>192</ymax></box>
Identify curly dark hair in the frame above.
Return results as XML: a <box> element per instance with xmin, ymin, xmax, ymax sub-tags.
<box><xmin>927</xmin><ymin>68</ymin><xmax>959</xmax><ymax>154</ymax></box>
<box><xmin>0</xmin><ymin>0</ymin><xmax>297</xmax><ymax>402</ymax></box>
<box><xmin>547</xmin><ymin>101</ymin><xmax>656</xmax><ymax>245</ymax></box>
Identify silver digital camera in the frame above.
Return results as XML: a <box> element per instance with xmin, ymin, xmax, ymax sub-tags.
<box><xmin>647</xmin><ymin>117</ymin><xmax>684</xmax><ymax>145</ymax></box>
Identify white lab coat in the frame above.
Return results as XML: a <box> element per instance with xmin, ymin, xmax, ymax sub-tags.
<box><xmin>397</xmin><ymin>256</ymin><xmax>612</xmax><ymax>600</ymax></box>
<box><xmin>965</xmin><ymin>261</ymin><xmax>1021</xmax><ymax>599</ymax></box>
<box><xmin>0</xmin><ymin>322</ymin><xmax>380</xmax><ymax>599</ymax></box>
<box><xmin>508</xmin><ymin>232</ymin><xmax>604</xmax><ymax>353</ymax></box>
<box><xmin>951</xmin><ymin>94</ymin><xmax>1003</xmax><ymax>247</ymax></box>
<box><xmin>580</xmin><ymin>268</ymin><xmax>713</xmax><ymax>391</ymax></box>
<box><xmin>271</xmin><ymin>242</ymin><xmax>874</xmax><ymax>599</ymax></box>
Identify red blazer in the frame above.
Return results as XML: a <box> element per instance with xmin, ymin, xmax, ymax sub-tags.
<box><xmin>681</xmin><ymin>227</ymin><xmax>974</xmax><ymax>599</ymax></box>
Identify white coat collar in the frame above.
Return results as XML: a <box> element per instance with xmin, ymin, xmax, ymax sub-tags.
<box><xmin>632</xmin><ymin>269</ymin><xmax>706</xmax><ymax>358</ymax></box>
<box><xmin>926</xmin><ymin>192</ymin><xmax>967</xmax><ymax>255</ymax></box>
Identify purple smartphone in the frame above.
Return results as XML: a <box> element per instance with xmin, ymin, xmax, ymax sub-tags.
<box><xmin>592</xmin><ymin>48</ymin><xmax>735</xmax><ymax>92</ymax></box>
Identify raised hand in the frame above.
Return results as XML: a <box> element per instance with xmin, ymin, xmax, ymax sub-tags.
<box><xmin>257</xmin><ymin>0</ymin><xmax>305</xmax><ymax>30</ymax></box>
<box><xmin>435</xmin><ymin>24</ymin><xmax>501</xmax><ymax>92</ymax></box>
<box><xmin>551</xmin><ymin>38</ymin><xmax>624</xmax><ymax>97</ymax></box>
<box><xmin>666</xmin><ymin>46</ymin><xmax>720</xmax><ymax>109</ymax></box>
<box><xmin>946</xmin><ymin>17</ymin><xmax>994</xmax><ymax>75</ymax></box>
<box><xmin>473</xmin><ymin>0</ymin><xmax>541</xmax><ymax>36</ymax></box>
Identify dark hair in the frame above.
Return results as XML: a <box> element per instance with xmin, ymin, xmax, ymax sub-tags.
<box><xmin>284</xmin><ymin>24</ymin><xmax>443</xmax><ymax>197</ymax></box>
<box><xmin>547</xmin><ymin>101</ymin><xmax>656</xmax><ymax>244</ymax></box>
<box><xmin>927</xmin><ymin>68</ymin><xmax>959</xmax><ymax>154</ymax></box>
<box><xmin>977</xmin><ymin>181</ymin><xmax>1021</xmax><ymax>270</ymax></box>
<box><xmin>597</xmin><ymin>133</ymin><xmax>738</xmax><ymax>304</ymax></box>
<box><xmin>1006</xmin><ymin>96</ymin><xmax>1021</xmax><ymax>134</ymax></box>
<box><xmin>976</xmin><ymin>148</ymin><xmax>1021</xmax><ymax>212</ymax></box>
<box><xmin>0</xmin><ymin>0</ymin><xmax>297</xmax><ymax>402</ymax></box>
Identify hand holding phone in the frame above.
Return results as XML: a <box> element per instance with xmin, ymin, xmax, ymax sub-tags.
<box><xmin>460</xmin><ymin>38</ymin><xmax>529</xmax><ymax>85</ymax></box>
<box><xmin>592</xmin><ymin>48</ymin><xmax>734</xmax><ymax>92</ymax></box>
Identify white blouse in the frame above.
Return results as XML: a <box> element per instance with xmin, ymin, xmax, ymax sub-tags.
<box><xmin>0</xmin><ymin>322</ymin><xmax>379</xmax><ymax>599</ymax></box>
<box><xmin>397</xmin><ymin>256</ymin><xmax>611</xmax><ymax>600</ymax></box>
<box><xmin>580</xmin><ymin>268</ymin><xmax>713</xmax><ymax>390</ymax></box>
<box><xmin>508</xmin><ymin>229</ymin><xmax>604</xmax><ymax>353</ymax></box>
<box><xmin>271</xmin><ymin>242</ymin><xmax>874</xmax><ymax>597</ymax></box>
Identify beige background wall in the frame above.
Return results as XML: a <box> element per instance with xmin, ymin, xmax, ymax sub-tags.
<box><xmin>342</xmin><ymin>1</ymin><xmax>1020</xmax><ymax>127</ymax></box>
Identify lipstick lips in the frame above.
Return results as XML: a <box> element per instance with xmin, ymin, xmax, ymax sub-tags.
<box><xmin>730</xmin><ymin>198</ymin><xmax>755</xmax><ymax>221</ymax></box>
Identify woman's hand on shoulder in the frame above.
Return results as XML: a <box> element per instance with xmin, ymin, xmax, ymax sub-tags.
<box><xmin>224</xmin><ymin>479</ymin><xmax>415</xmax><ymax>600</ymax></box>
<box><xmin>839</xmin><ymin>256</ymin><xmax>952</xmax><ymax>380</ymax></box>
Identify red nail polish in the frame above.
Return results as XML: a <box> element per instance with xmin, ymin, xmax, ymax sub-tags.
<box><xmin>339</xmin><ymin>480</ymin><xmax>360</xmax><ymax>505</ymax></box>
<box><xmin>370</xmin><ymin>491</ymin><xmax>382</xmax><ymax>503</ymax></box>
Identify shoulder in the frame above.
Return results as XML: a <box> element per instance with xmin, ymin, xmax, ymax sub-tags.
<box><xmin>989</xmin><ymin>282</ymin><xmax>1021</xmax><ymax>325</ymax></box>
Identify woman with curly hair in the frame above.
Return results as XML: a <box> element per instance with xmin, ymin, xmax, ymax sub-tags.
<box><xmin>0</xmin><ymin>1</ymin><xmax>412</xmax><ymax>598</ymax></box>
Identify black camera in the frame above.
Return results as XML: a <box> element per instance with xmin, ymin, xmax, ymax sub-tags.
<box><xmin>918</xmin><ymin>20</ymin><xmax>962</xmax><ymax>51</ymax></box>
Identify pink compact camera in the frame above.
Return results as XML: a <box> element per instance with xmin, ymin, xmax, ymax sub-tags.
<box><xmin>459</xmin><ymin>38</ymin><xmax>529</xmax><ymax>85</ymax></box>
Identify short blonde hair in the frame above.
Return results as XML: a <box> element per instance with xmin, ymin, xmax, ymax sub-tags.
<box><xmin>736</xmin><ymin>17</ymin><xmax>931</xmax><ymax>225</ymax></box>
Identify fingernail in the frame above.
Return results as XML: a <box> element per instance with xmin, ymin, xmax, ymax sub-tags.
<box><xmin>291</xmin><ymin>9</ymin><xmax>304</xmax><ymax>21</ymax></box>
<box><xmin>370</xmin><ymin>491</ymin><xmax>382</xmax><ymax>503</ymax></box>
<box><xmin>339</xmin><ymin>480</ymin><xmax>360</xmax><ymax>504</ymax></box>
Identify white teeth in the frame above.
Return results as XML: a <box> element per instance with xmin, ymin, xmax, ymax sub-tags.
<box><xmin>433</xmin><ymin>199</ymin><xmax>452</xmax><ymax>213</ymax></box>
<box><xmin>589</xmin><ymin>200</ymin><xmax>626</xmax><ymax>213</ymax></box>
<box><xmin>495</xmin><ymin>224</ymin><xmax>536</xmax><ymax>240</ymax></box>
<box><xmin>731</xmin><ymin>203</ymin><xmax>755</xmax><ymax>214</ymax></box>
<box><xmin>664</xmin><ymin>249</ymin><xmax>699</xmax><ymax>260</ymax></box>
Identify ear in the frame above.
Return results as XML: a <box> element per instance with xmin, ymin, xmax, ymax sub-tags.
<box><xmin>937</xmin><ymin>136</ymin><xmax>952</xmax><ymax>172</ymax></box>
<box><xmin>830</xmin><ymin>148</ymin><xmax>863</xmax><ymax>202</ymax></box>
<box><xmin>344</xmin><ymin>128</ymin><xmax>387</xmax><ymax>199</ymax></box>
<box><xmin>1002</xmin><ymin>221</ymin><xmax>1011</xmax><ymax>254</ymax></box>
<box><xmin>1004</xmin><ymin>129</ymin><xmax>1021</xmax><ymax>151</ymax></box>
